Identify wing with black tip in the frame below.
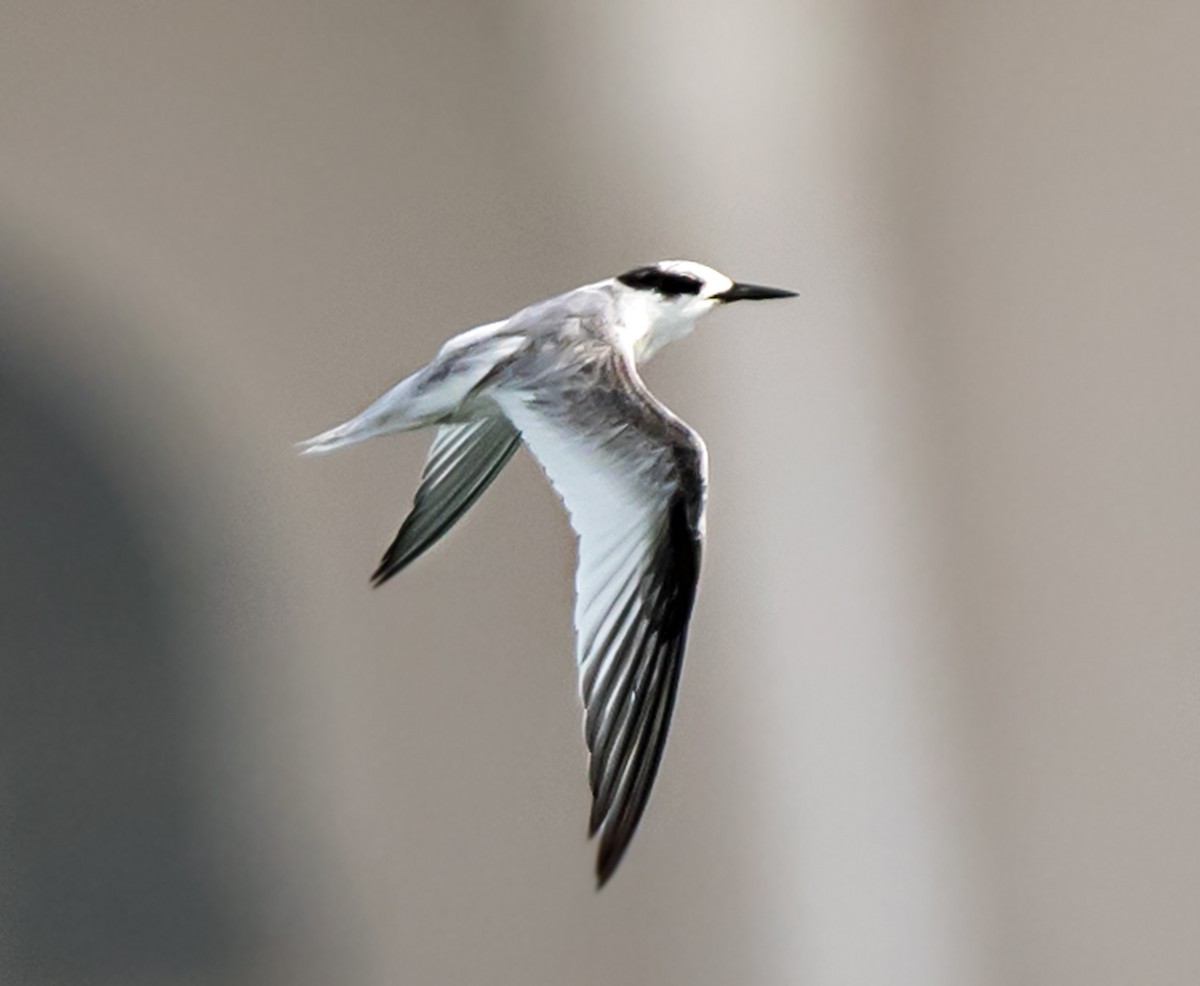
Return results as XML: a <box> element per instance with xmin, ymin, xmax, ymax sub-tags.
<box><xmin>497</xmin><ymin>354</ymin><xmax>707</xmax><ymax>886</ymax></box>
<box><xmin>372</xmin><ymin>415</ymin><xmax>521</xmax><ymax>586</ymax></box>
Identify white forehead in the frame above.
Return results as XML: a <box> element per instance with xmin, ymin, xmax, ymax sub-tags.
<box><xmin>656</xmin><ymin>259</ymin><xmax>734</xmax><ymax>296</ymax></box>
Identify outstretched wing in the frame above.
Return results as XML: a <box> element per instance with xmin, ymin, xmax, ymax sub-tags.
<box><xmin>372</xmin><ymin>415</ymin><xmax>521</xmax><ymax>585</ymax></box>
<box><xmin>496</xmin><ymin>354</ymin><xmax>707</xmax><ymax>886</ymax></box>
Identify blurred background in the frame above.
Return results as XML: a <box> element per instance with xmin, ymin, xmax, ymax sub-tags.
<box><xmin>1</xmin><ymin>2</ymin><xmax>1197</xmax><ymax>984</ymax></box>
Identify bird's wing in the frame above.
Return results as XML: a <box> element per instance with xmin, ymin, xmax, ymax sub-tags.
<box><xmin>497</xmin><ymin>354</ymin><xmax>707</xmax><ymax>886</ymax></box>
<box><xmin>372</xmin><ymin>415</ymin><xmax>521</xmax><ymax>585</ymax></box>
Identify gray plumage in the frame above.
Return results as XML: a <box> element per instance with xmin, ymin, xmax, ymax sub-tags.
<box><xmin>300</xmin><ymin>260</ymin><xmax>795</xmax><ymax>885</ymax></box>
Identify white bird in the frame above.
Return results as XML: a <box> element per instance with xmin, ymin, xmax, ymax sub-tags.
<box><xmin>300</xmin><ymin>260</ymin><xmax>796</xmax><ymax>885</ymax></box>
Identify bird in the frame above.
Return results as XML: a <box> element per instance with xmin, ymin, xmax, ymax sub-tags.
<box><xmin>299</xmin><ymin>260</ymin><xmax>796</xmax><ymax>885</ymax></box>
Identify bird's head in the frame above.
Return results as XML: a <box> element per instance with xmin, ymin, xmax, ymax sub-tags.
<box><xmin>612</xmin><ymin>260</ymin><xmax>796</xmax><ymax>361</ymax></box>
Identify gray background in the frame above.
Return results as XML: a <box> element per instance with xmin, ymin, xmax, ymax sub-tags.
<box><xmin>1</xmin><ymin>2</ymin><xmax>1197</xmax><ymax>984</ymax></box>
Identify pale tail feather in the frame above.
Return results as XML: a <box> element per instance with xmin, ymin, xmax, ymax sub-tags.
<box><xmin>298</xmin><ymin>333</ymin><xmax>527</xmax><ymax>456</ymax></box>
<box><xmin>296</xmin><ymin>372</ymin><xmax>426</xmax><ymax>455</ymax></box>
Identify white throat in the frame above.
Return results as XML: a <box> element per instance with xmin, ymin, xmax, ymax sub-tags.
<box><xmin>613</xmin><ymin>288</ymin><xmax>702</xmax><ymax>364</ymax></box>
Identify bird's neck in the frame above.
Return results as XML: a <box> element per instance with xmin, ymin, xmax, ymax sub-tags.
<box><xmin>636</xmin><ymin>316</ymin><xmax>698</xmax><ymax>363</ymax></box>
<box><xmin>614</xmin><ymin>291</ymin><xmax>698</xmax><ymax>364</ymax></box>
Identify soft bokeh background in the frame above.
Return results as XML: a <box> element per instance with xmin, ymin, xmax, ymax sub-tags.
<box><xmin>1</xmin><ymin>3</ymin><xmax>1197</xmax><ymax>984</ymax></box>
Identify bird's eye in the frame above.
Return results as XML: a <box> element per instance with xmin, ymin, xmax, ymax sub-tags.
<box><xmin>617</xmin><ymin>267</ymin><xmax>703</xmax><ymax>298</ymax></box>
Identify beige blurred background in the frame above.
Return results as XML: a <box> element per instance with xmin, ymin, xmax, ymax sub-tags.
<box><xmin>1</xmin><ymin>2</ymin><xmax>1197</xmax><ymax>984</ymax></box>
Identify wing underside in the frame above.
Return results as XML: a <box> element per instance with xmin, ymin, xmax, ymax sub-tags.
<box><xmin>495</xmin><ymin>353</ymin><xmax>707</xmax><ymax>885</ymax></box>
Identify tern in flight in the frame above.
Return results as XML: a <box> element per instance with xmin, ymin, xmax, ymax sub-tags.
<box><xmin>300</xmin><ymin>260</ymin><xmax>796</xmax><ymax>885</ymax></box>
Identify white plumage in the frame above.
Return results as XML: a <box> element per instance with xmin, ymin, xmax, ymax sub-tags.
<box><xmin>300</xmin><ymin>259</ymin><xmax>795</xmax><ymax>885</ymax></box>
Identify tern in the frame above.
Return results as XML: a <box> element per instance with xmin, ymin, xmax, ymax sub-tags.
<box><xmin>300</xmin><ymin>260</ymin><xmax>796</xmax><ymax>885</ymax></box>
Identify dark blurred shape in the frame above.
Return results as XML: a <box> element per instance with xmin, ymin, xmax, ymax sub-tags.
<box><xmin>0</xmin><ymin>327</ymin><xmax>236</xmax><ymax>981</ymax></box>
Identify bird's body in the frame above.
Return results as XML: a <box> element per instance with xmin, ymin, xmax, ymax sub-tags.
<box><xmin>301</xmin><ymin>260</ymin><xmax>795</xmax><ymax>885</ymax></box>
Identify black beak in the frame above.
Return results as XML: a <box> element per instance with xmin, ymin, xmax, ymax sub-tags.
<box><xmin>713</xmin><ymin>281</ymin><xmax>798</xmax><ymax>303</ymax></box>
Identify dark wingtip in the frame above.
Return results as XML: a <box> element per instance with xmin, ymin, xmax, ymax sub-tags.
<box><xmin>595</xmin><ymin>849</ymin><xmax>619</xmax><ymax>889</ymax></box>
<box><xmin>590</xmin><ymin>802</ymin><xmax>619</xmax><ymax>888</ymax></box>
<box><xmin>371</xmin><ymin>513</ymin><xmax>428</xmax><ymax>587</ymax></box>
<box><xmin>370</xmin><ymin>548</ymin><xmax>408</xmax><ymax>588</ymax></box>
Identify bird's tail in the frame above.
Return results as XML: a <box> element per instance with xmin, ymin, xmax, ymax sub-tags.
<box><xmin>296</xmin><ymin>416</ymin><xmax>381</xmax><ymax>455</ymax></box>
<box><xmin>298</xmin><ymin>331</ymin><xmax>527</xmax><ymax>456</ymax></box>
<box><xmin>297</xmin><ymin>374</ymin><xmax>428</xmax><ymax>455</ymax></box>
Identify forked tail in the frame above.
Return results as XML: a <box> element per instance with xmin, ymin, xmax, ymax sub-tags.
<box><xmin>297</xmin><ymin>330</ymin><xmax>526</xmax><ymax>456</ymax></box>
<box><xmin>296</xmin><ymin>374</ymin><xmax>427</xmax><ymax>455</ymax></box>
